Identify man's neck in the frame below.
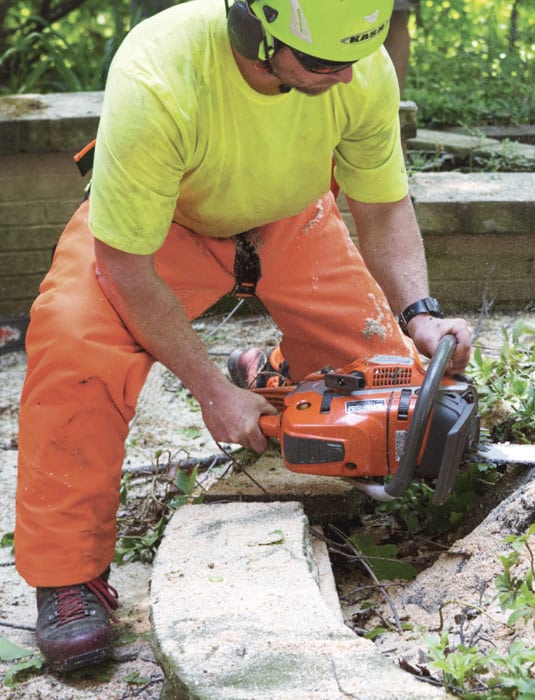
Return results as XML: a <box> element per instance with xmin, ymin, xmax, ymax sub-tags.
<box><xmin>231</xmin><ymin>45</ymin><xmax>283</xmax><ymax>95</ymax></box>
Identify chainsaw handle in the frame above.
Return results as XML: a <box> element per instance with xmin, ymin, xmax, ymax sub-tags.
<box><xmin>385</xmin><ymin>333</ymin><xmax>457</xmax><ymax>498</ymax></box>
<box><xmin>259</xmin><ymin>414</ymin><xmax>282</xmax><ymax>439</ymax></box>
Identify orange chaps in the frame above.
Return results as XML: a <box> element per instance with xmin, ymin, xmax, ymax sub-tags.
<box><xmin>15</xmin><ymin>192</ymin><xmax>417</xmax><ymax>587</ymax></box>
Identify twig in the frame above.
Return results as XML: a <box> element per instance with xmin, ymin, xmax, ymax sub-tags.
<box><xmin>199</xmin><ymin>298</ymin><xmax>245</xmax><ymax>340</ymax></box>
<box><xmin>122</xmin><ymin>452</ymin><xmax>234</xmax><ymax>475</ymax></box>
<box><xmin>331</xmin><ymin>659</ymin><xmax>358</xmax><ymax>698</ymax></box>
<box><xmin>215</xmin><ymin>442</ymin><xmax>272</xmax><ymax>496</ymax></box>
<box><xmin>312</xmin><ymin>526</ymin><xmax>403</xmax><ymax>632</ymax></box>
<box><xmin>471</xmin><ymin>281</ymin><xmax>495</xmax><ymax>344</ymax></box>
<box><xmin>0</xmin><ymin>620</ymin><xmax>35</xmax><ymax>631</ymax></box>
<box><xmin>339</xmin><ymin>581</ymin><xmax>403</xmax><ymax>603</ymax></box>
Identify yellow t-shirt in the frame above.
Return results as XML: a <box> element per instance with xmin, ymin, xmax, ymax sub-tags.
<box><xmin>89</xmin><ymin>0</ymin><xmax>407</xmax><ymax>255</ymax></box>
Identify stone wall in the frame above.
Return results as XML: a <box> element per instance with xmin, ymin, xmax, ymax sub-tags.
<box><xmin>0</xmin><ymin>93</ymin><xmax>98</xmax><ymax>316</ymax></box>
<box><xmin>339</xmin><ymin>171</ymin><xmax>535</xmax><ymax>311</ymax></box>
<box><xmin>1</xmin><ymin>91</ymin><xmax>533</xmax><ymax>317</ymax></box>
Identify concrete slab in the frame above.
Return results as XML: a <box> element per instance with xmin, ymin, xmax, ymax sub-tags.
<box><xmin>408</xmin><ymin>128</ymin><xmax>535</xmax><ymax>168</ymax></box>
<box><xmin>0</xmin><ymin>92</ymin><xmax>102</xmax><ymax>153</ymax></box>
<box><xmin>409</xmin><ymin>171</ymin><xmax>535</xmax><ymax>234</ymax></box>
<box><xmin>204</xmin><ymin>450</ymin><xmax>366</xmax><ymax>523</ymax></box>
<box><xmin>150</xmin><ymin>501</ymin><xmax>447</xmax><ymax>699</ymax></box>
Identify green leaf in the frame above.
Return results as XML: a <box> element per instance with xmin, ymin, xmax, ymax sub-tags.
<box><xmin>248</xmin><ymin>530</ymin><xmax>285</xmax><ymax>547</ymax></box>
<box><xmin>124</xmin><ymin>671</ymin><xmax>150</xmax><ymax>685</ymax></box>
<box><xmin>0</xmin><ymin>638</ymin><xmax>34</xmax><ymax>662</ymax></box>
<box><xmin>174</xmin><ymin>466</ymin><xmax>199</xmax><ymax>496</ymax></box>
<box><xmin>0</xmin><ymin>532</ymin><xmax>14</xmax><ymax>549</ymax></box>
<box><xmin>348</xmin><ymin>534</ymin><xmax>417</xmax><ymax>581</ymax></box>
<box><xmin>4</xmin><ymin>655</ymin><xmax>43</xmax><ymax>688</ymax></box>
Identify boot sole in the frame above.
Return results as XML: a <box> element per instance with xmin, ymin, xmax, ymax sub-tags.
<box><xmin>48</xmin><ymin>645</ymin><xmax>111</xmax><ymax>674</ymax></box>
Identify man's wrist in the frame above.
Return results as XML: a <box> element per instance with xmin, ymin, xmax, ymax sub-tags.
<box><xmin>398</xmin><ymin>297</ymin><xmax>444</xmax><ymax>335</ymax></box>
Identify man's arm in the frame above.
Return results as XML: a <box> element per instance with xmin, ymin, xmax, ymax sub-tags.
<box><xmin>346</xmin><ymin>194</ymin><xmax>471</xmax><ymax>373</ymax></box>
<box><xmin>94</xmin><ymin>238</ymin><xmax>277</xmax><ymax>452</ymax></box>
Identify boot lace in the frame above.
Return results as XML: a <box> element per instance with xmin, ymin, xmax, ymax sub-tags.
<box><xmin>86</xmin><ymin>578</ymin><xmax>120</xmax><ymax>624</ymax></box>
<box><xmin>54</xmin><ymin>577</ymin><xmax>120</xmax><ymax>626</ymax></box>
<box><xmin>54</xmin><ymin>586</ymin><xmax>86</xmax><ymax>626</ymax></box>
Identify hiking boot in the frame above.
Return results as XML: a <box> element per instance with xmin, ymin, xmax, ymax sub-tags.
<box><xmin>36</xmin><ymin>571</ymin><xmax>119</xmax><ymax>673</ymax></box>
<box><xmin>227</xmin><ymin>345</ymin><xmax>291</xmax><ymax>389</ymax></box>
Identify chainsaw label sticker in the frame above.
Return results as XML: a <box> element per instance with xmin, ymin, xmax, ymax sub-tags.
<box><xmin>345</xmin><ymin>399</ymin><xmax>386</xmax><ymax>413</ymax></box>
<box><xmin>395</xmin><ymin>430</ymin><xmax>407</xmax><ymax>461</ymax></box>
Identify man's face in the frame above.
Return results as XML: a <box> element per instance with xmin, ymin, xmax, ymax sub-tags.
<box><xmin>269</xmin><ymin>46</ymin><xmax>354</xmax><ymax>96</ymax></box>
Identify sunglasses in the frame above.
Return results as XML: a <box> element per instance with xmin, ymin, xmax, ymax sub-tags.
<box><xmin>289</xmin><ymin>47</ymin><xmax>356</xmax><ymax>74</ymax></box>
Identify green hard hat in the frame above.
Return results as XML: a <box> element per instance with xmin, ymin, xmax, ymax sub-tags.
<box><xmin>248</xmin><ymin>0</ymin><xmax>394</xmax><ymax>62</ymax></box>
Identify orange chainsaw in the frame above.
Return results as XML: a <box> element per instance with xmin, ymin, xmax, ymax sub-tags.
<box><xmin>257</xmin><ymin>334</ymin><xmax>481</xmax><ymax>506</ymax></box>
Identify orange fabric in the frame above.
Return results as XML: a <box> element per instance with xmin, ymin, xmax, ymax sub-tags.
<box><xmin>16</xmin><ymin>192</ymin><xmax>417</xmax><ymax>587</ymax></box>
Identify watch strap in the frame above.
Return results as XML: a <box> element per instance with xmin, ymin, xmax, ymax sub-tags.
<box><xmin>399</xmin><ymin>297</ymin><xmax>444</xmax><ymax>335</ymax></box>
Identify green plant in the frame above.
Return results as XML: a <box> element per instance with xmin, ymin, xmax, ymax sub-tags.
<box><xmin>0</xmin><ymin>0</ymin><xmax>191</xmax><ymax>94</ymax></box>
<box><xmin>0</xmin><ymin>638</ymin><xmax>44</xmax><ymax>689</ymax></box>
<box><xmin>424</xmin><ymin>528</ymin><xmax>535</xmax><ymax>698</ymax></box>
<box><xmin>469</xmin><ymin>320</ymin><xmax>535</xmax><ymax>443</ymax></box>
<box><xmin>115</xmin><ymin>461</ymin><xmax>204</xmax><ymax>564</ymax></box>
<box><xmin>347</xmin><ymin>533</ymin><xmax>417</xmax><ymax>581</ymax></box>
<box><xmin>495</xmin><ymin>523</ymin><xmax>535</xmax><ymax>631</ymax></box>
<box><xmin>406</xmin><ymin>0</ymin><xmax>535</xmax><ymax>127</ymax></box>
<box><xmin>376</xmin><ymin>460</ymin><xmax>501</xmax><ymax>536</ymax></box>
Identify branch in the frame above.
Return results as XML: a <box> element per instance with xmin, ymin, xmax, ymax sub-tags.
<box><xmin>312</xmin><ymin>526</ymin><xmax>403</xmax><ymax>633</ymax></box>
<box><xmin>42</xmin><ymin>0</ymin><xmax>89</xmax><ymax>25</ymax></box>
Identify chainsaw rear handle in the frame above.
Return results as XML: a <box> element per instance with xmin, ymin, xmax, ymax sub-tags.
<box><xmin>259</xmin><ymin>414</ymin><xmax>281</xmax><ymax>438</ymax></box>
<box><xmin>384</xmin><ymin>333</ymin><xmax>457</xmax><ymax>498</ymax></box>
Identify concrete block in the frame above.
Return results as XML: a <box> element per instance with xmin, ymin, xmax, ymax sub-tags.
<box><xmin>410</xmin><ymin>172</ymin><xmax>535</xmax><ymax>234</ymax></box>
<box><xmin>204</xmin><ymin>451</ymin><xmax>364</xmax><ymax>524</ymax></box>
<box><xmin>409</xmin><ymin>129</ymin><xmax>535</xmax><ymax>169</ymax></box>
<box><xmin>0</xmin><ymin>92</ymin><xmax>101</xmax><ymax>154</ymax></box>
<box><xmin>339</xmin><ymin>171</ymin><xmax>535</xmax><ymax>310</ymax></box>
<box><xmin>151</xmin><ymin>501</ymin><xmax>447</xmax><ymax>699</ymax></box>
<box><xmin>410</xmin><ymin>172</ymin><xmax>535</xmax><ymax>310</ymax></box>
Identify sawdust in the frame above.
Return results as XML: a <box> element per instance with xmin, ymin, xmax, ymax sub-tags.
<box><xmin>362</xmin><ymin>315</ymin><xmax>387</xmax><ymax>339</ymax></box>
<box><xmin>0</xmin><ymin>309</ymin><xmax>533</xmax><ymax>697</ymax></box>
<box><xmin>301</xmin><ymin>198</ymin><xmax>324</xmax><ymax>234</ymax></box>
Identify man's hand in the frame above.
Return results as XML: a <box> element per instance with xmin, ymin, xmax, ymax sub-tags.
<box><xmin>94</xmin><ymin>239</ymin><xmax>278</xmax><ymax>453</ymax></box>
<box><xmin>407</xmin><ymin>314</ymin><xmax>472</xmax><ymax>375</ymax></box>
<box><xmin>199</xmin><ymin>381</ymin><xmax>279</xmax><ymax>453</ymax></box>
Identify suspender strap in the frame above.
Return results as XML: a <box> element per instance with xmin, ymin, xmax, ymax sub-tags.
<box><xmin>73</xmin><ymin>139</ymin><xmax>96</xmax><ymax>176</ymax></box>
<box><xmin>233</xmin><ymin>230</ymin><xmax>261</xmax><ymax>298</ymax></box>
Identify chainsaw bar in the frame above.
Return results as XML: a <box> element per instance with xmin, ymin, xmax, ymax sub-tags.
<box><xmin>474</xmin><ymin>442</ymin><xmax>535</xmax><ymax>467</ymax></box>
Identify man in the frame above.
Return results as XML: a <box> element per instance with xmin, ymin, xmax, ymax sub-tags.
<box><xmin>15</xmin><ymin>0</ymin><xmax>471</xmax><ymax>674</ymax></box>
<box><xmin>384</xmin><ymin>0</ymin><xmax>417</xmax><ymax>93</ymax></box>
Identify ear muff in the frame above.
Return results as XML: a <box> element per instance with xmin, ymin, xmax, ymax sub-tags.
<box><xmin>227</xmin><ymin>0</ymin><xmax>265</xmax><ymax>61</ymax></box>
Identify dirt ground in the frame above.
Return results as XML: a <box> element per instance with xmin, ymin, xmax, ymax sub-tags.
<box><xmin>0</xmin><ymin>308</ymin><xmax>533</xmax><ymax>698</ymax></box>
<box><xmin>0</xmin><ymin>311</ymin><xmax>281</xmax><ymax>699</ymax></box>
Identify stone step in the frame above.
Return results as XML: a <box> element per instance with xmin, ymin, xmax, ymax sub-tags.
<box><xmin>151</xmin><ymin>500</ymin><xmax>447</xmax><ymax>700</ymax></box>
<box><xmin>408</xmin><ymin>128</ymin><xmax>535</xmax><ymax>168</ymax></box>
<box><xmin>338</xmin><ymin>170</ymin><xmax>535</xmax><ymax>311</ymax></box>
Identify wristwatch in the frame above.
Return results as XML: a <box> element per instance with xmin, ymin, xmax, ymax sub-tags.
<box><xmin>398</xmin><ymin>297</ymin><xmax>444</xmax><ymax>335</ymax></box>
